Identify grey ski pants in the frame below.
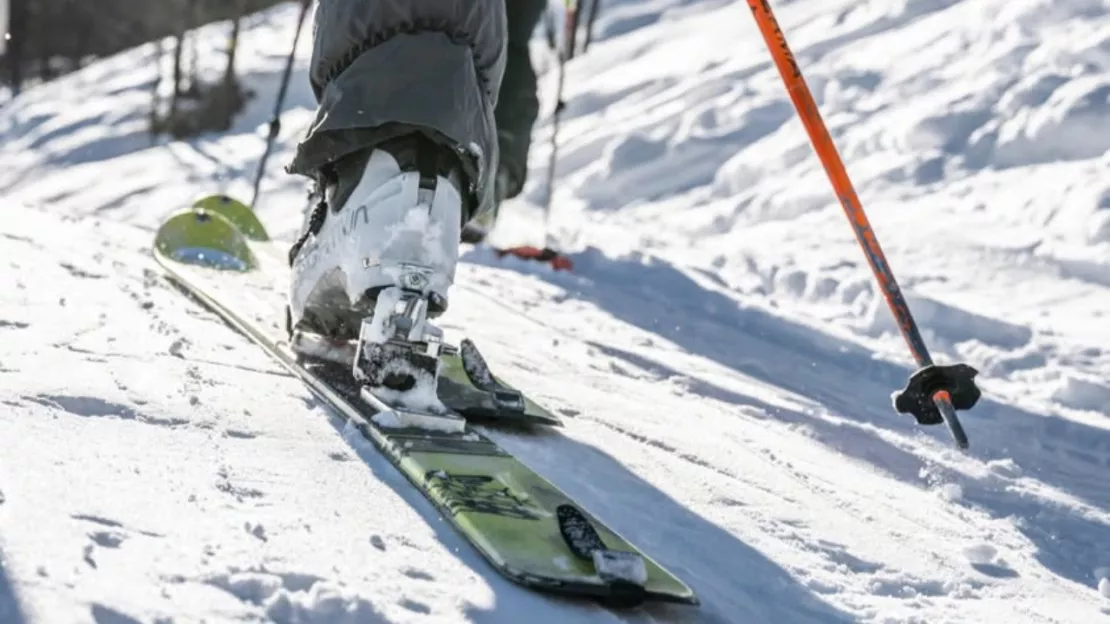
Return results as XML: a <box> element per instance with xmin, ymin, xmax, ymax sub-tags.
<box><xmin>287</xmin><ymin>0</ymin><xmax>548</xmax><ymax>218</ymax></box>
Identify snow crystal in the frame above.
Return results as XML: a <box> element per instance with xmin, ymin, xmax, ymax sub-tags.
<box><xmin>220</xmin><ymin>572</ymin><xmax>284</xmax><ymax>604</ymax></box>
<box><xmin>1087</xmin><ymin>210</ymin><xmax>1110</xmax><ymax>244</ymax></box>
<box><xmin>244</xmin><ymin>522</ymin><xmax>267</xmax><ymax>542</ymax></box>
<box><xmin>1051</xmin><ymin>374</ymin><xmax>1110</xmax><ymax>413</ymax></box>
<box><xmin>986</xmin><ymin>459</ymin><xmax>1022</xmax><ymax>478</ymax></box>
<box><xmin>371</xmin><ymin>359</ymin><xmax>448</xmax><ymax>415</ymax></box>
<box><xmin>861</xmin><ymin>292</ymin><xmax>1032</xmax><ymax>349</ymax></box>
<box><xmin>168</xmin><ymin>338</ymin><xmax>187</xmax><ymax>358</ymax></box>
<box><xmin>367</xmin><ymin>395</ymin><xmax>464</xmax><ymax>433</ymax></box>
<box><xmin>370</xmin><ymin>411</ymin><xmax>404</xmax><ymax>429</ymax></box>
<box><xmin>963</xmin><ymin>544</ymin><xmax>997</xmax><ymax>565</ymax></box>
<box><xmin>938</xmin><ymin>483</ymin><xmax>964</xmax><ymax>502</ymax></box>
<box><xmin>1095</xmin><ymin>567</ymin><xmax>1110</xmax><ymax>598</ymax></box>
<box><xmin>340</xmin><ymin>420</ymin><xmax>372</xmax><ymax>451</ymax></box>
<box><xmin>398</xmin><ymin>410</ymin><xmax>465</xmax><ymax>433</ymax></box>
<box><xmin>262</xmin><ymin>578</ymin><xmax>383</xmax><ymax>622</ymax></box>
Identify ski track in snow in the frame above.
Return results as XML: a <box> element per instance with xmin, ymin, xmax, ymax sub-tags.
<box><xmin>2</xmin><ymin>0</ymin><xmax>1110</xmax><ymax>622</ymax></box>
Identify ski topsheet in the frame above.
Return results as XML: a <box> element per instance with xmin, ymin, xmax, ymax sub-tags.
<box><xmin>151</xmin><ymin>197</ymin><xmax>698</xmax><ymax>607</ymax></box>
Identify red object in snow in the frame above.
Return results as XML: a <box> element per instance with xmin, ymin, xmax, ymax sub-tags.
<box><xmin>494</xmin><ymin>246</ymin><xmax>574</xmax><ymax>272</ymax></box>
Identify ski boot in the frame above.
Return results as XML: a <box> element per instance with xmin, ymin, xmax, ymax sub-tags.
<box><xmin>287</xmin><ymin>133</ymin><xmax>467</xmax><ymax>429</ymax></box>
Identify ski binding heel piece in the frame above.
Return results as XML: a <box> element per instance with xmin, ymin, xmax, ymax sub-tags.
<box><xmin>460</xmin><ymin>339</ymin><xmax>526</xmax><ymax>414</ymax></box>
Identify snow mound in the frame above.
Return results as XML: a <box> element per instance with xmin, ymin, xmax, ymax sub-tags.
<box><xmin>207</xmin><ymin>571</ymin><xmax>388</xmax><ymax>623</ymax></box>
<box><xmin>1052</xmin><ymin>375</ymin><xmax>1110</xmax><ymax>414</ymax></box>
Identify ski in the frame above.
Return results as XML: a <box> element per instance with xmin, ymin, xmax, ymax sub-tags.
<box><xmin>150</xmin><ymin>195</ymin><xmax>698</xmax><ymax>607</ymax></box>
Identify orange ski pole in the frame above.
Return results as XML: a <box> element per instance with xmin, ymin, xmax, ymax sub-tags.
<box><xmin>746</xmin><ymin>0</ymin><xmax>980</xmax><ymax>449</ymax></box>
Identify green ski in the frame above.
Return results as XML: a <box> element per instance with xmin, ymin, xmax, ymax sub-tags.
<box><xmin>151</xmin><ymin>194</ymin><xmax>698</xmax><ymax>607</ymax></box>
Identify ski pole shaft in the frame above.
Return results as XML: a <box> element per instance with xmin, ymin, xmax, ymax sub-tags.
<box><xmin>540</xmin><ymin>0</ymin><xmax>579</xmax><ymax>248</ymax></box>
<box><xmin>251</xmin><ymin>0</ymin><xmax>312</xmax><ymax>210</ymax></box>
<box><xmin>582</xmin><ymin>0</ymin><xmax>602</xmax><ymax>54</ymax></box>
<box><xmin>745</xmin><ymin>0</ymin><xmax>970</xmax><ymax>448</ymax></box>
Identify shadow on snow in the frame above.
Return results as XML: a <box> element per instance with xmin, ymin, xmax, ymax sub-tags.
<box><xmin>322</xmin><ymin>401</ymin><xmax>853</xmax><ymax>623</ymax></box>
<box><xmin>0</xmin><ymin>550</ymin><xmax>27</xmax><ymax>624</ymax></box>
<box><xmin>461</xmin><ymin>245</ymin><xmax>1110</xmax><ymax>593</ymax></box>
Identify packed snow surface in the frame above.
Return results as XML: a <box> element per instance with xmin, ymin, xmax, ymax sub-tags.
<box><xmin>2</xmin><ymin>1</ymin><xmax>1109</xmax><ymax>622</ymax></box>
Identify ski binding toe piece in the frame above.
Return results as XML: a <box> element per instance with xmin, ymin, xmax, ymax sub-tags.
<box><xmin>353</xmin><ymin>285</ymin><xmax>463</xmax><ymax>432</ymax></box>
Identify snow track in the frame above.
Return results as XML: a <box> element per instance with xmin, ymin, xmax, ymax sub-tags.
<box><xmin>2</xmin><ymin>0</ymin><xmax>1110</xmax><ymax>622</ymax></box>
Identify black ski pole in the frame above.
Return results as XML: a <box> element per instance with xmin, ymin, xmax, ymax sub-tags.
<box><xmin>539</xmin><ymin>0</ymin><xmax>580</xmax><ymax>247</ymax></box>
<box><xmin>581</xmin><ymin>0</ymin><xmax>602</xmax><ymax>54</ymax></box>
<box><xmin>250</xmin><ymin>0</ymin><xmax>312</xmax><ymax>211</ymax></box>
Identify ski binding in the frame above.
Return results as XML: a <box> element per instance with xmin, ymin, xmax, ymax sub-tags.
<box><xmin>353</xmin><ymin>284</ymin><xmax>464</xmax><ymax>432</ymax></box>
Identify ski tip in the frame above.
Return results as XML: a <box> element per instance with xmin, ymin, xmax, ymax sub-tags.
<box><xmin>191</xmin><ymin>193</ymin><xmax>270</xmax><ymax>242</ymax></box>
<box><xmin>153</xmin><ymin>208</ymin><xmax>256</xmax><ymax>272</ymax></box>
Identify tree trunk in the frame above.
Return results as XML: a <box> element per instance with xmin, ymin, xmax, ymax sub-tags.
<box><xmin>5</xmin><ymin>0</ymin><xmax>24</xmax><ymax>96</ymax></box>
<box><xmin>223</xmin><ymin>5</ymin><xmax>242</xmax><ymax>86</ymax></box>
<box><xmin>169</xmin><ymin>29</ymin><xmax>183</xmax><ymax>120</ymax></box>
<box><xmin>185</xmin><ymin>0</ymin><xmax>199</xmax><ymax>95</ymax></box>
<box><xmin>149</xmin><ymin>36</ymin><xmax>164</xmax><ymax>140</ymax></box>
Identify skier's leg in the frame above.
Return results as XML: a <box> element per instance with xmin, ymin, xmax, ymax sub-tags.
<box><xmin>462</xmin><ymin>0</ymin><xmax>548</xmax><ymax>243</ymax></box>
<box><xmin>286</xmin><ymin>0</ymin><xmax>507</xmax><ymax>340</ymax></box>
<box><xmin>496</xmin><ymin>0</ymin><xmax>548</xmax><ymax>201</ymax></box>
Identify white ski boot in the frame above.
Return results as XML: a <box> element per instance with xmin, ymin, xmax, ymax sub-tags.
<box><xmin>287</xmin><ymin>134</ymin><xmax>465</xmax><ymax>423</ymax></box>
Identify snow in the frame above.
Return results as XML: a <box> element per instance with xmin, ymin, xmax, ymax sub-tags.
<box><xmin>1</xmin><ymin>0</ymin><xmax>1109</xmax><ymax>622</ymax></box>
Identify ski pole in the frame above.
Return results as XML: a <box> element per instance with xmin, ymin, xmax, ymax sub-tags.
<box><xmin>539</xmin><ymin>0</ymin><xmax>579</xmax><ymax>238</ymax></box>
<box><xmin>250</xmin><ymin>0</ymin><xmax>312</xmax><ymax>211</ymax></box>
<box><xmin>581</xmin><ymin>0</ymin><xmax>602</xmax><ymax>54</ymax></box>
<box><xmin>745</xmin><ymin>0</ymin><xmax>981</xmax><ymax>449</ymax></box>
